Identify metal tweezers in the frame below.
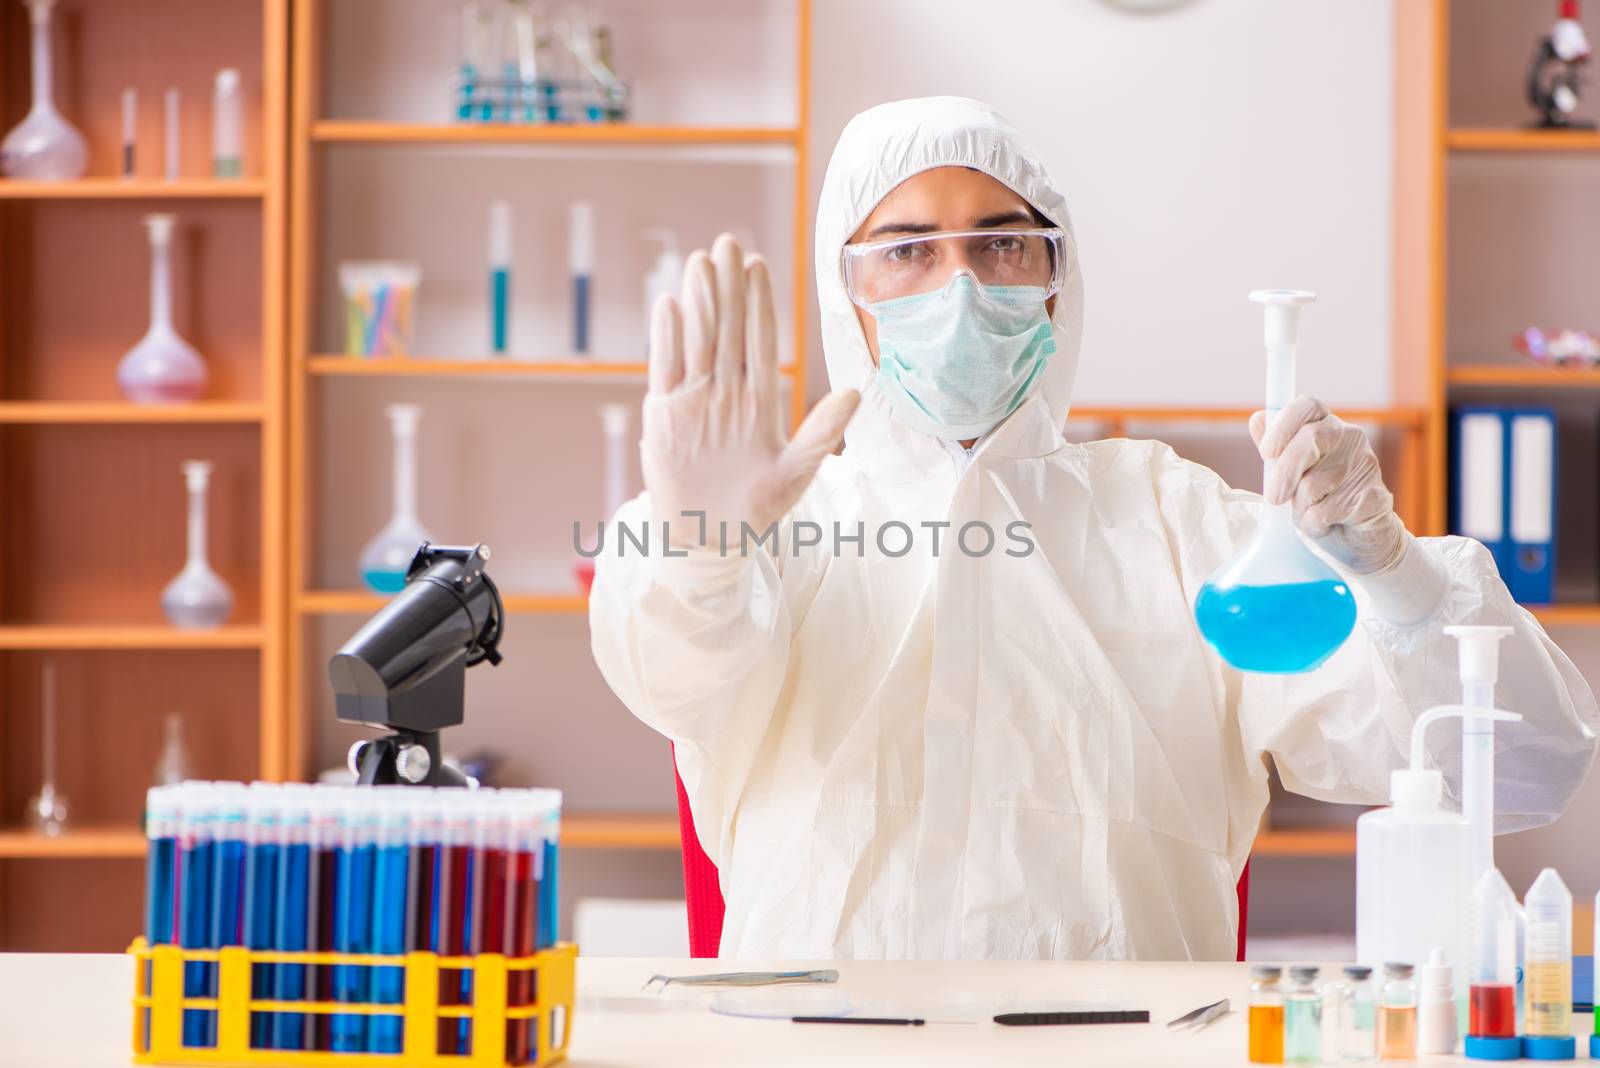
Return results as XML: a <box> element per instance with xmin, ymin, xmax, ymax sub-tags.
<box><xmin>1166</xmin><ymin>997</ymin><xmax>1231</xmax><ymax>1031</ymax></box>
<box><xmin>644</xmin><ymin>969</ymin><xmax>840</xmax><ymax>992</ymax></box>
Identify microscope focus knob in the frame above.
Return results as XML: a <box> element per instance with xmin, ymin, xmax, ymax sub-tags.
<box><xmin>347</xmin><ymin>740</ymin><xmax>370</xmax><ymax>779</ymax></box>
<box><xmin>395</xmin><ymin>743</ymin><xmax>432</xmax><ymax>784</ymax></box>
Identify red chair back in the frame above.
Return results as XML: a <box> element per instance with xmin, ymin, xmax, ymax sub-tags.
<box><xmin>673</xmin><ymin>764</ymin><xmax>1250</xmax><ymax>961</ymax></box>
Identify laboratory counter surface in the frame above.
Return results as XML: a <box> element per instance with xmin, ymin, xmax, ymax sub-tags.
<box><xmin>2</xmin><ymin>953</ymin><xmax>1596</xmax><ymax>1067</ymax></box>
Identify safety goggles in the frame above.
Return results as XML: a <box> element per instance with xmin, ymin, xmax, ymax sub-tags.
<box><xmin>841</xmin><ymin>226</ymin><xmax>1071</xmax><ymax>308</ymax></box>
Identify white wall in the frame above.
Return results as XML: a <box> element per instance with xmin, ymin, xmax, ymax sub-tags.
<box><xmin>807</xmin><ymin>0</ymin><xmax>1396</xmax><ymax>408</ymax></box>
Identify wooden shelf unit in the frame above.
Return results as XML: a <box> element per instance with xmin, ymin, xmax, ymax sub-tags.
<box><xmin>1252</xmin><ymin>828</ymin><xmax>1357</xmax><ymax>858</ymax></box>
<box><xmin>0</xmin><ymin>0</ymin><xmax>288</xmax><ymax>950</ymax></box>
<box><xmin>1446</xmin><ymin>128</ymin><xmax>1600</xmax><ymax>152</ymax></box>
<box><xmin>310</xmin><ymin>120</ymin><xmax>802</xmax><ymax>146</ymax></box>
<box><xmin>298</xmin><ymin>590</ymin><xmax>586</xmax><ymax>616</ymax></box>
<box><xmin>1446</xmin><ymin>364</ymin><xmax>1600</xmax><ymax>388</ymax></box>
<box><xmin>307</xmin><ymin>356</ymin><xmax>803</xmax><ymax>380</ymax></box>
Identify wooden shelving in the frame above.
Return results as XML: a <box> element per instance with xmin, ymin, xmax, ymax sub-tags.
<box><xmin>0</xmin><ymin>624</ymin><xmax>265</xmax><ymax>650</ymax></box>
<box><xmin>298</xmin><ymin>590</ymin><xmax>585</xmax><ymax>615</ymax></box>
<box><xmin>1447</xmin><ymin>364</ymin><xmax>1600</xmax><ymax>388</ymax></box>
<box><xmin>307</xmin><ymin>356</ymin><xmax>802</xmax><ymax>379</ymax></box>
<box><xmin>0</xmin><ymin>814</ymin><xmax>678</xmax><ymax>858</ymax></box>
<box><xmin>310</xmin><ymin>121</ymin><xmax>801</xmax><ymax>146</ymax></box>
<box><xmin>1068</xmin><ymin>406</ymin><xmax>1427</xmax><ymax>428</ymax></box>
<box><xmin>1529</xmin><ymin>604</ymin><xmax>1600</xmax><ymax>627</ymax></box>
<box><xmin>0</xmin><ymin>178</ymin><xmax>268</xmax><ymax>199</ymax></box>
<box><xmin>0</xmin><ymin>401</ymin><xmax>265</xmax><ymax>424</ymax></box>
<box><xmin>1252</xmin><ymin>827</ymin><xmax>1356</xmax><ymax>858</ymax></box>
<box><xmin>1446</xmin><ymin>128</ymin><xmax>1600</xmax><ymax>153</ymax></box>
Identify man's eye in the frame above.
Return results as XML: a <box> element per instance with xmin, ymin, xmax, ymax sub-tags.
<box><xmin>884</xmin><ymin>244</ymin><xmax>926</xmax><ymax>263</ymax></box>
<box><xmin>987</xmin><ymin>236</ymin><xmax>1023</xmax><ymax>252</ymax></box>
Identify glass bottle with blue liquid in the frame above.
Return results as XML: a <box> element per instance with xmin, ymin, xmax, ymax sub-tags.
<box><xmin>358</xmin><ymin>404</ymin><xmax>432</xmax><ymax>594</ymax></box>
<box><xmin>1194</xmin><ymin>290</ymin><xmax>1357</xmax><ymax>673</ymax></box>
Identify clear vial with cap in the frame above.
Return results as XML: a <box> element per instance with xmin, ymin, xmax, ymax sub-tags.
<box><xmin>1249</xmin><ymin>964</ymin><xmax>1285</xmax><ymax>1064</ymax></box>
<box><xmin>1379</xmin><ymin>962</ymin><xmax>1418</xmax><ymax>1060</ymax></box>
<box><xmin>1523</xmin><ymin>868</ymin><xmax>1575</xmax><ymax>1060</ymax></box>
<box><xmin>1332</xmin><ymin>964</ymin><xmax>1378</xmax><ymax>1061</ymax></box>
<box><xmin>1284</xmin><ymin>965</ymin><xmax>1323</xmax><ymax>1065</ymax></box>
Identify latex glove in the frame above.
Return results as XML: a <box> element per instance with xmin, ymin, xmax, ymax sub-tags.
<box><xmin>1249</xmin><ymin>395</ymin><xmax>1405</xmax><ymax>576</ymax></box>
<box><xmin>643</xmin><ymin>233</ymin><xmax>860</xmax><ymax>552</ymax></box>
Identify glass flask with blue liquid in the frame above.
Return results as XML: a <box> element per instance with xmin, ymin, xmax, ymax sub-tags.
<box><xmin>358</xmin><ymin>403</ymin><xmax>432</xmax><ymax>594</ymax></box>
<box><xmin>1194</xmin><ymin>290</ymin><xmax>1357</xmax><ymax>674</ymax></box>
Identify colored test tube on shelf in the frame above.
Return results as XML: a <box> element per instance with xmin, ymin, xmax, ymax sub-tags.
<box><xmin>368</xmin><ymin>787</ymin><xmax>411</xmax><ymax>1054</ymax></box>
<box><xmin>177</xmin><ymin>783</ymin><xmax>218</xmax><ymax>1049</ymax></box>
<box><xmin>272</xmin><ymin>785</ymin><xmax>314</xmax><ymax>1051</ymax></box>
<box><xmin>241</xmin><ymin>785</ymin><xmax>281</xmax><ymax>1050</ymax></box>
<box><xmin>331</xmin><ymin>789</ymin><xmax>376</xmax><ymax>1052</ymax></box>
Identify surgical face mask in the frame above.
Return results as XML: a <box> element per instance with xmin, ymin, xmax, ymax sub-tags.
<box><xmin>868</xmin><ymin>274</ymin><xmax>1056</xmax><ymax>440</ymax></box>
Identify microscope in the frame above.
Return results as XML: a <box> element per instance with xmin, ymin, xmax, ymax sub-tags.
<box><xmin>329</xmin><ymin>543</ymin><xmax>505</xmax><ymax>787</ymax></box>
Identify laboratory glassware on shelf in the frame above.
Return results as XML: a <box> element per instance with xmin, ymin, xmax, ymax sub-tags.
<box><xmin>570</xmin><ymin>201</ymin><xmax>594</xmax><ymax>355</ymax></box>
<box><xmin>488</xmin><ymin>200</ymin><xmax>513</xmax><ymax>356</ymax></box>
<box><xmin>164</xmin><ymin>88</ymin><xmax>181</xmax><ymax>180</ymax></box>
<box><xmin>640</xmin><ymin>228</ymin><xmax>683</xmax><ymax>359</ymax></box>
<box><xmin>152</xmin><ymin>713</ymin><xmax>194</xmax><ymax>788</ymax></box>
<box><xmin>341</xmin><ymin>262</ymin><xmax>421</xmax><ymax>358</ymax></box>
<box><xmin>1523</xmin><ymin>867</ymin><xmax>1575</xmax><ymax>1060</ymax></box>
<box><xmin>1193</xmin><ymin>290</ymin><xmax>1356</xmax><ymax>673</ymax></box>
<box><xmin>456</xmin><ymin>1</ymin><xmax>629</xmax><ymax>125</ymax></box>
<box><xmin>25</xmin><ymin>660</ymin><xmax>69</xmax><ymax>837</ymax></box>
<box><xmin>212</xmin><ymin>69</ymin><xmax>243</xmax><ymax>178</ymax></box>
<box><xmin>575</xmin><ymin>403</ymin><xmax>634</xmax><ymax>595</ymax></box>
<box><xmin>161</xmin><ymin>461</ymin><xmax>234</xmax><ymax>629</ymax></box>
<box><xmin>1331</xmin><ymin>964</ymin><xmax>1377</xmax><ymax>1061</ymax></box>
<box><xmin>359</xmin><ymin>404</ymin><xmax>432</xmax><ymax>594</ymax></box>
<box><xmin>0</xmin><ymin>0</ymin><xmax>87</xmax><ymax>180</ymax></box>
<box><xmin>118</xmin><ymin>214</ymin><xmax>209</xmax><ymax>403</ymax></box>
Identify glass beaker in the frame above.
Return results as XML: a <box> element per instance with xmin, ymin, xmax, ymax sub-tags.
<box><xmin>575</xmin><ymin>403</ymin><xmax>632</xmax><ymax>594</ymax></box>
<box><xmin>1194</xmin><ymin>290</ymin><xmax>1356</xmax><ymax>673</ymax></box>
<box><xmin>359</xmin><ymin>404</ymin><xmax>431</xmax><ymax>593</ymax></box>
<box><xmin>25</xmin><ymin>659</ymin><xmax>69</xmax><ymax>837</ymax></box>
<box><xmin>117</xmin><ymin>214</ymin><xmax>210</xmax><ymax>403</ymax></box>
<box><xmin>340</xmin><ymin>262</ymin><xmax>420</xmax><ymax>357</ymax></box>
<box><xmin>0</xmin><ymin>0</ymin><xmax>87</xmax><ymax>180</ymax></box>
<box><xmin>161</xmin><ymin>460</ymin><xmax>235</xmax><ymax>628</ymax></box>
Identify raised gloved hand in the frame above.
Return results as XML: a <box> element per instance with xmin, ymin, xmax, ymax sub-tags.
<box><xmin>1249</xmin><ymin>395</ymin><xmax>1405</xmax><ymax>576</ymax></box>
<box><xmin>643</xmin><ymin>233</ymin><xmax>860</xmax><ymax>552</ymax></box>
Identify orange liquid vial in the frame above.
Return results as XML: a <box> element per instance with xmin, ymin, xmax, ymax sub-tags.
<box><xmin>1380</xmin><ymin>1004</ymin><xmax>1417</xmax><ymax>1059</ymax></box>
<box><xmin>1250</xmin><ymin>1003</ymin><xmax>1285</xmax><ymax>1063</ymax></box>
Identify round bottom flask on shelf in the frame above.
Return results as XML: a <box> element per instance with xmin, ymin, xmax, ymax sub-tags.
<box><xmin>0</xmin><ymin>0</ymin><xmax>87</xmax><ymax>181</ymax></box>
<box><xmin>117</xmin><ymin>214</ymin><xmax>209</xmax><ymax>404</ymax></box>
<box><xmin>359</xmin><ymin>403</ymin><xmax>432</xmax><ymax>594</ymax></box>
<box><xmin>161</xmin><ymin>460</ymin><xmax>234</xmax><ymax>629</ymax></box>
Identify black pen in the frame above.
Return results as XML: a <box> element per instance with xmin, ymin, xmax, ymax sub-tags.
<box><xmin>793</xmin><ymin>1016</ymin><xmax>926</xmax><ymax>1026</ymax></box>
<box><xmin>994</xmin><ymin>1010</ymin><xmax>1151</xmax><ymax>1026</ymax></box>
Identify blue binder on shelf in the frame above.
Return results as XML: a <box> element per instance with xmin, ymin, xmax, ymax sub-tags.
<box><xmin>1450</xmin><ymin>406</ymin><xmax>1557</xmax><ymax>605</ymax></box>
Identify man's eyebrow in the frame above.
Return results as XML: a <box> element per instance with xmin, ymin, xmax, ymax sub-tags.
<box><xmin>863</xmin><ymin>209</ymin><xmax>1038</xmax><ymax>240</ymax></box>
<box><xmin>863</xmin><ymin>220</ymin><xmax>941</xmax><ymax>239</ymax></box>
<box><xmin>973</xmin><ymin>210</ymin><xmax>1035</xmax><ymax>229</ymax></box>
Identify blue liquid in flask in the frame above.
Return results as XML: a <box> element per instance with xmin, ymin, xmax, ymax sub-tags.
<box><xmin>1194</xmin><ymin>578</ymin><xmax>1357</xmax><ymax>674</ymax></box>
<box><xmin>360</xmin><ymin>568</ymin><xmax>408</xmax><ymax>594</ymax></box>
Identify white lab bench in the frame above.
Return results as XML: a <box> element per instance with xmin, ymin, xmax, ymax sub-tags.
<box><xmin>1</xmin><ymin>953</ymin><xmax>1593</xmax><ymax>1067</ymax></box>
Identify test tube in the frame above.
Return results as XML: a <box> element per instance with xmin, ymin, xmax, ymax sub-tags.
<box><xmin>436</xmin><ymin>792</ymin><xmax>475</xmax><ymax>1055</ymax></box>
<box><xmin>121</xmin><ymin>88</ymin><xmax>137</xmax><ymax>178</ymax></box>
<box><xmin>506</xmin><ymin>793</ymin><xmax>542</xmax><ymax>1064</ymax></box>
<box><xmin>488</xmin><ymin>200</ymin><xmax>512</xmax><ymax>356</ymax></box>
<box><xmin>1465</xmin><ymin>868</ymin><xmax>1521</xmax><ymax>1060</ymax></box>
<box><xmin>1333</xmin><ymin>964</ymin><xmax>1378</xmax><ymax>1061</ymax></box>
<box><xmin>1593</xmin><ymin>891</ymin><xmax>1600</xmax><ymax>1061</ymax></box>
<box><xmin>241</xmin><ymin>785</ymin><xmax>281</xmax><ymax>1050</ymax></box>
<box><xmin>1523</xmin><ymin>868</ymin><xmax>1575</xmax><ymax>1060</ymax></box>
<box><xmin>307</xmin><ymin>792</ymin><xmax>341</xmax><ymax>1052</ymax></box>
<box><xmin>272</xmin><ymin>785</ymin><xmax>314</xmax><ymax>1051</ymax></box>
<box><xmin>142</xmin><ymin>785</ymin><xmax>182</xmax><ymax>1052</ymax></box>
<box><xmin>570</xmin><ymin>201</ymin><xmax>594</xmax><ymax>355</ymax></box>
<box><xmin>212</xmin><ymin>69</ymin><xmax>242</xmax><ymax>178</ymax></box>
<box><xmin>368</xmin><ymin>788</ymin><xmax>410</xmax><ymax>1054</ymax></box>
<box><xmin>176</xmin><ymin>783</ymin><xmax>219</xmax><ymax>1048</ymax></box>
<box><xmin>330</xmin><ymin>789</ymin><xmax>376</xmax><ymax>1052</ymax></box>
<box><xmin>1378</xmin><ymin>963</ymin><xmax>1418</xmax><ymax>1060</ymax></box>
<box><xmin>1284</xmin><ymin>965</ymin><xmax>1322</xmax><ymax>1065</ymax></box>
<box><xmin>164</xmin><ymin>88</ymin><xmax>180</xmax><ymax>180</ymax></box>
<box><xmin>1248</xmin><ymin>965</ymin><xmax>1284</xmax><ymax>1065</ymax></box>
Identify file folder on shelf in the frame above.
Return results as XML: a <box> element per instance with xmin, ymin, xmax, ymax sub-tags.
<box><xmin>1450</xmin><ymin>407</ymin><xmax>1556</xmax><ymax>605</ymax></box>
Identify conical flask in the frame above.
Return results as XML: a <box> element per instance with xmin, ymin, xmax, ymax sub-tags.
<box><xmin>117</xmin><ymin>214</ymin><xmax>209</xmax><ymax>403</ymax></box>
<box><xmin>151</xmin><ymin>713</ymin><xmax>193</xmax><ymax>786</ymax></box>
<box><xmin>1193</xmin><ymin>290</ymin><xmax>1356</xmax><ymax>673</ymax></box>
<box><xmin>359</xmin><ymin>404</ymin><xmax>432</xmax><ymax>593</ymax></box>
<box><xmin>0</xmin><ymin>0</ymin><xmax>87</xmax><ymax>180</ymax></box>
<box><xmin>161</xmin><ymin>460</ymin><xmax>235</xmax><ymax>628</ymax></box>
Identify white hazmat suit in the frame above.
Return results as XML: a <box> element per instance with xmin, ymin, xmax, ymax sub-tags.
<box><xmin>590</xmin><ymin>97</ymin><xmax>1598</xmax><ymax>960</ymax></box>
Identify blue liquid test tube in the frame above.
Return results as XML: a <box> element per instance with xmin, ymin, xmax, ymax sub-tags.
<box><xmin>272</xmin><ymin>785</ymin><xmax>314</xmax><ymax>1051</ymax></box>
<box><xmin>368</xmin><ymin>787</ymin><xmax>412</xmax><ymax>1053</ymax></box>
<box><xmin>308</xmin><ymin>789</ymin><xmax>342</xmax><ymax>1052</ymax></box>
<box><xmin>177</xmin><ymin>783</ymin><xmax>218</xmax><ymax>1048</ymax></box>
<box><xmin>242</xmin><ymin>784</ymin><xmax>281</xmax><ymax>1049</ymax></box>
<box><xmin>143</xmin><ymin>785</ymin><xmax>182</xmax><ymax>1051</ymax></box>
<box><xmin>540</xmin><ymin>796</ymin><xmax>561</xmax><ymax>949</ymax></box>
<box><xmin>208</xmin><ymin>786</ymin><xmax>249</xmax><ymax>1049</ymax></box>
<box><xmin>331</xmin><ymin>789</ymin><xmax>376</xmax><ymax>1052</ymax></box>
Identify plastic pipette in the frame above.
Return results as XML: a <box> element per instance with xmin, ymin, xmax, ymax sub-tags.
<box><xmin>1444</xmin><ymin>625</ymin><xmax>1514</xmax><ymax>891</ymax></box>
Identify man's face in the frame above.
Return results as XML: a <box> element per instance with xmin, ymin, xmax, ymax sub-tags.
<box><xmin>848</xmin><ymin>166</ymin><xmax>1046</xmax><ymax>367</ymax></box>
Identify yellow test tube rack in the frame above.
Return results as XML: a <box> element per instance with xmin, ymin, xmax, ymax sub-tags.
<box><xmin>128</xmin><ymin>938</ymin><xmax>576</xmax><ymax>1067</ymax></box>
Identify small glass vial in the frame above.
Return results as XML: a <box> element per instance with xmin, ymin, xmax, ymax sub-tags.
<box><xmin>1332</xmin><ymin>964</ymin><xmax>1378</xmax><ymax>1061</ymax></box>
<box><xmin>1249</xmin><ymin>964</ymin><xmax>1286</xmax><ymax>1064</ymax></box>
<box><xmin>1285</xmin><ymin>965</ymin><xmax>1323</xmax><ymax>1065</ymax></box>
<box><xmin>1379</xmin><ymin>962</ymin><xmax>1418</xmax><ymax>1061</ymax></box>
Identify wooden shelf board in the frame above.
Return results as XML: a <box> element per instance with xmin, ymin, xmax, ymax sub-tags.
<box><xmin>1529</xmin><ymin>604</ymin><xmax>1600</xmax><ymax>626</ymax></box>
<box><xmin>0</xmin><ymin>624</ymin><xmax>265</xmax><ymax>650</ymax></box>
<box><xmin>1069</xmin><ymin>406</ymin><xmax>1427</xmax><ymax>428</ymax></box>
<box><xmin>1252</xmin><ymin>828</ymin><xmax>1356</xmax><ymax>857</ymax></box>
<box><xmin>0</xmin><ymin>178</ymin><xmax>267</xmax><ymax>199</ymax></box>
<box><xmin>0</xmin><ymin>827</ymin><xmax>147</xmax><ymax>859</ymax></box>
<box><xmin>1447</xmin><ymin>365</ymin><xmax>1600</xmax><ymax>388</ymax></box>
<box><xmin>311</xmin><ymin>121</ymin><xmax>801</xmax><ymax>146</ymax></box>
<box><xmin>1447</xmin><ymin>128</ymin><xmax>1600</xmax><ymax>153</ymax></box>
<box><xmin>307</xmin><ymin>356</ymin><xmax>799</xmax><ymax>379</ymax></box>
<box><xmin>563</xmin><ymin>815</ymin><xmax>680</xmax><ymax>850</ymax></box>
<box><xmin>0</xmin><ymin>401</ymin><xmax>265</xmax><ymax>424</ymax></box>
<box><xmin>299</xmin><ymin>590</ymin><xmax>586</xmax><ymax>615</ymax></box>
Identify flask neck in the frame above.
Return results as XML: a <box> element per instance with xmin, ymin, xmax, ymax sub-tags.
<box><xmin>149</xmin><ymin>232</ymin><xmax>174</xmax><ymax>333</ymax></box>
<box><xmin>28</xmin><ymin>5</ymin><xmax>56</xmax><ymax>114</ymax></box>
<box><xmin>186</xmin><ymin>478</ymin><xmax>209</xmax><ymax>568</ymax></box>
<box><xmin>392</xmin><ymin>424</ymin><xmax>418</xmax><ymax>524</ymax></box>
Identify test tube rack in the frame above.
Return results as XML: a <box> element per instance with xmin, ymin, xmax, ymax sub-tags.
<box><xmin>128</xmin><ymin>939</ymin><xmax>576</xmax><ymax>1067</ymax></box>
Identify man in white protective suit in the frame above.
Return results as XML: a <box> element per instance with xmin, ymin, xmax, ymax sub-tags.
<box><xmin>588</xmin><ymin>97</ymin><xmax>1598</xmax><ymax>960</ymax></box>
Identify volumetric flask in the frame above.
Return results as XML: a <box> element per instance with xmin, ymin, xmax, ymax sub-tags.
<box><xmin>1194</xmin><ymin>290</ymin><xmax>1356</xmax><ymax>673</ymax></box>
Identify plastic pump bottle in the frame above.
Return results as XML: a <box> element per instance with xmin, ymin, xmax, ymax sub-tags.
<box><xmin>1446</xmin><ymin>624</ymin><xmax>1514</xmax><ymax>891</ymax></box>
<box><xmin>1355</xmin><ymin>702</ymin><xmax>1521</xmax><ymax>991</ymax></box>
<box><xmin>641</xmin><ymin>228</ymin><xmax>681</xmax><ymax>355</ymax></box>
<box><xmin>1418</xmin><ymin>946</ymin><xmax>1459</xmax><ymax>1055</ymax></box>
